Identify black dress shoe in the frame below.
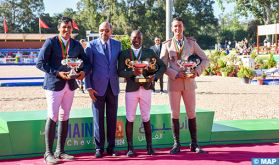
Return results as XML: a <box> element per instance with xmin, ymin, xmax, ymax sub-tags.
<box><xmin>190</xmin><ymin>143</ymin><xmax>207</xmax><ymax>154</ymax></box>
<box><xmin>95</xmin><ymin>149</ymin><xmax>103</xmax><ymax>158</ymax></box>
<box><xmin>107</xmin><ymin>148</ymin><xmax>119</xmax><ymax>156</ymax></box>
<box><xmin>126</xmin><ymin>149</ymin><xmax>136</xmax><ymax>157</ymax></box>
<box><xmin>170</xmin><ymin>144</ymin><xmax>181</xmax><ymax>154</ymax></box>
<box><xmin>147</xmin><ymin>145</ymin><xmax>155</xmax><ymax>155</ymax></box>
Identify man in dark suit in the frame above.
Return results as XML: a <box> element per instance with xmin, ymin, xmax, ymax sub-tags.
<box><xmin>36</xmin><ymin>16</ymin><xmax>91</xmax><ymax>164</ymax></box>
<box><xmin>118</xmin><ymin>30</ymin><xmax>166</xmax><ymax>157</ymax></box>
<box><xmin>150</xmin><ymin>37</ymin><xmax>164</xmax><ymax>93</ymax></box>
<box><xmin>85</xmin><ymin>22</ymin><xmax>122</xmax><ymax>158</ymax></box>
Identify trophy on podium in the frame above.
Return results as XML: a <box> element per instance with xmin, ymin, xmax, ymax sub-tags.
<box><xmin>125</xmin><ymin>58</ymin><xmax>157</xmax><ymax>83</ymax></box>
<box><xmin>177</xmin><ymin>54</ymin><xmax>202</xmax><ymax>77</ymax></box>
<box><xmin>61</xmin><ymin>58</ymin><xmax>83</xmax><ymax>79</ymax></box>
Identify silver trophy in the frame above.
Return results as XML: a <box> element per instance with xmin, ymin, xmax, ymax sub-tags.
<box><xmin>177</xmin><ymin>60</ymin><xmax>197</xmax><ymax>77</ymax></box>
<box><xmin>61</xmin><ymin>58</ymin><xmax>83</xmax><ymax>79</ymax></box>
<box><xmin>125</xmin><ymin>58</ymin><xmax>157</xmax><ymax>83</ymax></box>
<box><xmin>177</xmin><ymin>54</ymin><xmax>202</xmax><ymax>77</ymax></box>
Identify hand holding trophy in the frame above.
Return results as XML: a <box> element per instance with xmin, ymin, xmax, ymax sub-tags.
<box><xmin>61</xmin><ymin>58</ymin><xmax>83</xmax><ymax>79</ymax></box>
<box><xmin>125</xmin><ymin>58</ymin><xmax>157</xmax><ymax>83</ymax></box>
<box><xmin>177</xmin><ymin>54</ymin><xmax>201</xmax><ymax>78</ymax></box>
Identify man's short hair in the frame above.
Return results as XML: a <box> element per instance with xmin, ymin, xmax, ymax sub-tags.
<box><xmin>172</xmin><ymin>17</ymin><xmax>184</xmax><ymax>24</ymax></box>
<box><xmin>57</xmin><ymin>16</ymin><xmax>73</xmax><ymax>28</ymax></box>
<box><xmin>99</xmin><ymin>21</ymin><xmax>112</xmax><ymax>30</ymax></box>
<box><xmin>131</xmin><ymin>30</ymin><xmax>143</xmax><ymax>38</ymax></box>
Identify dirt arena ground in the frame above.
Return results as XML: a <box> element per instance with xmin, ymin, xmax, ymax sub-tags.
<box><xmin>1</xmin><ymin>65</ymin><xmax>279</xmax><ymax>121</ymax></box>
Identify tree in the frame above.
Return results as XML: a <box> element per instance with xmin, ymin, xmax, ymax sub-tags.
<box><xmin>76</xmin><ymin>0</ymin><xmax>99</xmax><ymax>33</ymax></box>
<box><xmin>0</xmin><ymin>0</ymin><xmax>44</xmax><ymax>33</ymax></box>
<box><xmin>219</xmin><ymin>0</ymin><xmax>279</xmax><ymax>25</ymax></box>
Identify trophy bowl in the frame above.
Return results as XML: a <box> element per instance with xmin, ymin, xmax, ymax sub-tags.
<box><xmin>177</xmin><ymin>60</ymin><xmax>196</xmax><ymax>77</ymax></box>
<box><xmin>61</xmin><ymin>58</ymin><xmax>83</xmax><ymax>79</ymax></box>
<box><xmin>125</xmin><ymin>59</ymin><xmax>152</xmax><ymax>83</ymax></box>
<box><xmin>134</xmin><ymin>62</ymin><xmax>148</xmax><ymax>69</ymax></box>
<box><xmin>133</xmin><ymin>61</ymin><xmax>149</xmax><ymax>83</ymax></box>
<box><xmin>177</xmin><ymin>54</ymin><xmax>202</xmax><ymax>78</ymax></box>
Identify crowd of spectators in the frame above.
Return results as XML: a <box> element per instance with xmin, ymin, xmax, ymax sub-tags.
<box><xmin>235</xmin><ymin>38</ymin><xmax>253</xmax><ymax>55</ymax></box>
<box><xmin>215</xmin><ymin>38</ymin><xmax>253</xmax><ymax>56</ymax></box>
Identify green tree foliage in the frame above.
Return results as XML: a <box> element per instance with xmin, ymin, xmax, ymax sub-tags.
<box><xmin>1</xmin><ymin>0</ymin><xmax>255</xmax><ymax>50</ymax></box>
<box><xmin>0</xmin><ymin>0</ymin><xmax>44</xmax><ymax>33</ymax></box>
<box><xmin>114</xmin><ymin>35</ymin><xmax>131</xmax><ymax>50</ymax></box>
<box><xmin>173</xmin><ymin>0</ymin><xmax>218</xmax><ymax>48</ymax></box>
<box><xmin>215</xmin><ymin>0</ymin><xmax>279</xmax><ymax>44</ymax></box>
<box><xmin>222</xmin><ymin>0</ymin><xmax>279</xmax><ymax>25</ymax></box>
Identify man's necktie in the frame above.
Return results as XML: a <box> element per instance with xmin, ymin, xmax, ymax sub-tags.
<box><xmin>178</xmin><ymin>40</ymin><xmax>183</xmax><ymax>47</ymax></box>
<box><xmin>104</xmin><ymin>42</ymin><xmax>110</xmax><ymax>62</ymax></box>
<box><xmin>156</xmin><ymin>46</ymin><xmax>160</xmax><ymax>56</ymax></box>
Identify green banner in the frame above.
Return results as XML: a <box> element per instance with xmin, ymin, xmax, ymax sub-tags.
<box><xmin>0</xmin><ymin>105</ymin><xmax>214</xmax><ymax>159</ymax></box>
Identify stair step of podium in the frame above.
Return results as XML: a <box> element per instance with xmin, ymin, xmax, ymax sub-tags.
<box><xmin>210</xmin><ymin>119</ymin><xmax>279</xmax><ymax>144</ymax></box>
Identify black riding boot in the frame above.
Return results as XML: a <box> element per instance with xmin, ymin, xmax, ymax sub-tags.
<box><xmin>126</xmin><ymin>119</ymin><xmax>136</xmax><ymax>157</ymax></box>
<box><xmin>143</xmin><ymin>121</ymin><xmax>155</xmax><ymax>155</ymax></box>
<box><xmin>188</xmin><ymin>118</ymin><xmax>207</xmax><ymax>154</ymax></box>
<box><xmin>170</xmin><ymin>118</ymin><xmax>181</xmax><ymax>154</ymax></box>
<box><xmin>54</xmin><ymin>120</ymin><xmax>75</xmax><ymax>160</ymax></box>
<box><xmin>44</xmin><ymin>118</ymin><xmax>58</xmax><ymax>164</ymax></box>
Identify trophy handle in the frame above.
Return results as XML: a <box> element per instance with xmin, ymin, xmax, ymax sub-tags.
<box><xmin>125</xmin><ymin>59</ymin><xmax>134</xmax><ymax>69</ymax></box>
<box><xmin>76</xmin><ymin>59</ymin><xmax>83</xmax><ymax>71</ymax></box>
<box><xmin>148</xmin><ymin>58</ymin><xmax>157</xmax><ymax>70</ymax></box>
<box><xmin>176</xmin><ymin>60</ymin><xmax>185</xmax><ymax>69</ymax></box>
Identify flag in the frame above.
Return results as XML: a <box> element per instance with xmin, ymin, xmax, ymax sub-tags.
<box><xmin>3</xmin><ymin>18</ymin><xmax>8</xmax><ymax>33</ymax></box>
<box><xmin>39</xmin><ymin>18</ymin><xmax>49</xmax><ymax>29</ymax></box>
<box><xmin>72</xmin><ymin>20</ymin><xmax>79</xmax><ymax>30</ymax></box>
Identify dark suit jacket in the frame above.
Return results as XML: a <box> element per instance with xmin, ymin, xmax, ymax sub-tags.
<box><xmin>150</xmin><ymin>44</ymin><xmax>162</xmax><ymax>57</ymax></box>
<box><xmin>36</xmin><ymin>36</ymin><xmax>91</xmax><ymax>91</ymax></box>
<box><xmin>118</xmin><ymin>48</ymin><xmax>166</xmax><ymax>92</ymax></box>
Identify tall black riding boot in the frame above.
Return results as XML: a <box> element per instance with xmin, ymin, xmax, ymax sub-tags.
<box><xmin>188</xmin><ymin>118</ymin><xmax>207</xmax><ymax>154</ymax></box>
<box><xmin>143</xmin><ymin>120</ymin><xmax>155</xmax><ymax>155</ymax></box>
<box><xmin>55</xmin><ymin>120</ymin><xmax>74</xmax><ymax>160</ymax></box>
<box><xmin>126</xmin><ymin>119</ymin><xmax>136</xmax><ymax>157</ymax></box>
<box><xmin>44</xmin><ymin>118</ymin><xmax>58</xmax><ymax>164</ymax></box>
<box><xmin>170</xmin><ymin>118</ymin><xmax>181</xmax><ymax>154</ymax></box>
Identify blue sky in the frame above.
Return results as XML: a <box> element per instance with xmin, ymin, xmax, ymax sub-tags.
<box><xmin>44</xmin><ymin>0</ymin><xmax>234</xmax><ymax>18</ymax></box>
<box><xmin>44</xmin><ymin>0</ymin><xmax>80</xmax><ymax>15</ymax></box>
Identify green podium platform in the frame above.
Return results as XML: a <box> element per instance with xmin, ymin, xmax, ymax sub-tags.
<box><xmin>211</xmin><ymin>119</ymin><xmax>279</xmax><ymax>144</ymax></box>
<box><xmin>0</xmin><ymin>105</ymin><xmax>278</xmax><ymax>160</ymax></box>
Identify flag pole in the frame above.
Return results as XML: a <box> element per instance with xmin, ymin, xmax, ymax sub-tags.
<box><xmin>39</xmin><ymin>18</ymin><xmax>41</xmax><ymax>34</ymax></box>
<box><xmin>4</xmin><ymin>18</ymin><xmax>6</xmax><ymax>34</ymax></box>
<box><xmin>4</xmin><ymin>17</ymin><xmax>7</xmax><ymax>34</ymax></box>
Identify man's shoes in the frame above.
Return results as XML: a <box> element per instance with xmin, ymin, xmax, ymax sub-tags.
<box><xmin>170</xmin><ymin>143</ymin><xmax>181</xmax><ymax>154</ymax></box>
<box><xmin>107</xmin><ymin>148</ymin><xmax>119</xmax><ymax>156</ymax></box>
<box><xmin>54</xmin><ymin>152</ymin><xmax>75</xmax><ymax>160</ymax></box>
<box><xmin>160</xmin><ymin>90</ymin><xmax>167</xmax><ymax>94</ymax></box>
<box><xmin>44</xmin><ymin>153</ymin><xmax>59</xmax><ymax>164</ymax></box>
<box><xmin>147</xmin><ymin>145</ymin><xmax>155</xmax><ymax>155</ymax></box>
<box><xmin>190</xmin><ymin>143</ymin><xmax>207</xmax><ymax>154</ymax></box>
<box><xmin>95</xmin><ymin>149</ymin><xmax>103</xmax><ymax>158</ymax></box>
<box><xmin>126</xmin><ymin>149</ymin><xmax>136</xmax><ymax>157</ymax></box>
